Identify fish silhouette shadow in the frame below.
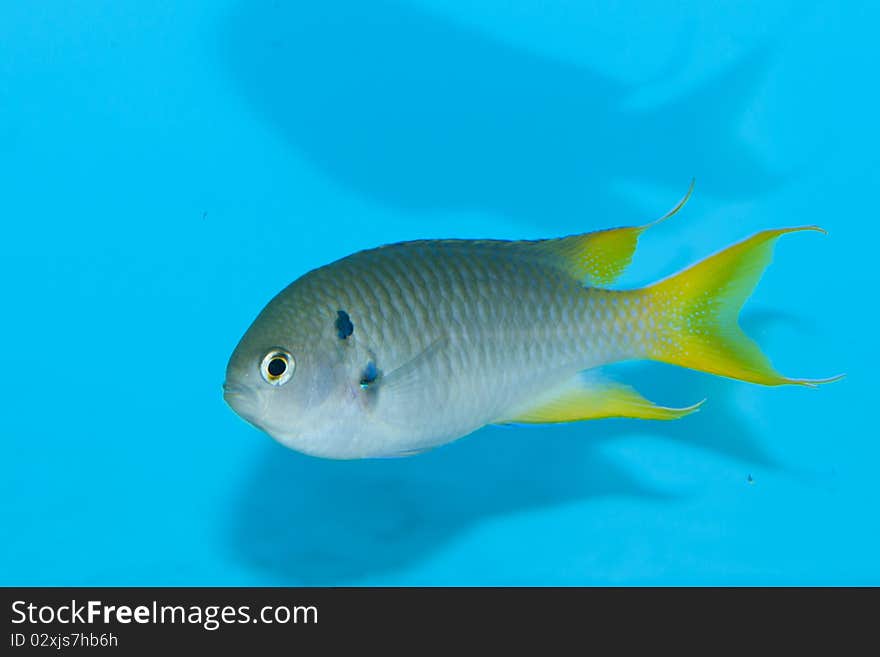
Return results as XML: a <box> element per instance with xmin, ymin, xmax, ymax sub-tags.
<box><xmin>228</xmin><ymin>314</ymin><xmax>784</xmax><ymax>584</ymax></box>
<box><xmin>221</xmin><ymin>0</ymin><xmax>780</xmax><ymax>228</ymax></box>
<box><xmin>230</xmin><ymin>427</ymin><xmax>663</xmax><ymax>585</ymax></box>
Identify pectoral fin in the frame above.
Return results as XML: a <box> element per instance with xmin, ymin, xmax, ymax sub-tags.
<box><xmin>368</xmin><ymin>337</ymin><xmax>451</xmax><ymax>427</ymax></box>
<box><xmin>378</xmin><ymin>336</ymin><xmax>449</xmax><ymax>396</ymax></box>
<box><xmin>495</xmin><ymin>373</ymin><xmax>703</xmax><ymax>425</ymax></box>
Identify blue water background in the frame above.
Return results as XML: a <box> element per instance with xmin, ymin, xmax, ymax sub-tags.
<box><xmin>1</xmin><ymin>1</ymin><xmax>877</xmax><ymax>585</ymax></box>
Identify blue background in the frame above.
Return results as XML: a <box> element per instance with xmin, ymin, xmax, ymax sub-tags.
<box><xmin>1</xmin><ymin>1</ymin><xmax>876</xmax><ymax>585</ymax></box>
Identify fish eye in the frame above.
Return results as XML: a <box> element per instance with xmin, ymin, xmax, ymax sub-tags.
<box><xmin>260</xmin><ymin>349</ymin><xmax>294</xmax><ymax>386</ymax></box>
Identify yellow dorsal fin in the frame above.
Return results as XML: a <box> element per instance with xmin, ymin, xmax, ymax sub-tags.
<box><xmin>532</xmin><ymin>180</ymin><xmax>694</xmax><ymax>286</ymax></box>
<box><xmin>494</xmin><ymin>374</ymin><xmax>703</xmax><ymax>425</ymax></box>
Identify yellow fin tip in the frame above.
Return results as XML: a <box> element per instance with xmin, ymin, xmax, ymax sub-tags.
<box><xmin>642</xmin><ymin>178</ymin><xmax>696</xmax><ymax>231</ymax></box>
<box><xmin>788</xmin><ymin>373</ymin><xmax>846</xmax><ymax>388</ymax></box>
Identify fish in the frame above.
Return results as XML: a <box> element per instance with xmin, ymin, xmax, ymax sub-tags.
<box><xmin>223</xmin><ymin>184</ymin><xmax>841</xmax><ymax>459</ymax></box>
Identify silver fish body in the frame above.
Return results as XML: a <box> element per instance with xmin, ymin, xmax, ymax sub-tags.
<box><xmin>225</xmin><ymin>240</ymin><xmax>627</xmax><ymax>458</ymax></box>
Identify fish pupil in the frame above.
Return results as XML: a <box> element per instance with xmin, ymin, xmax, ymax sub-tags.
<box><xmin>267</xmin><ymin>357</ymin><xmax>287</xmax><ymax>377</ymax></box>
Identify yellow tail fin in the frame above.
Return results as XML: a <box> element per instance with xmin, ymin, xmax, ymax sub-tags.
<box><xmin>639</xmin><ymin>226</ymin><xmax>842</xmax><ymax>386</ymax></box>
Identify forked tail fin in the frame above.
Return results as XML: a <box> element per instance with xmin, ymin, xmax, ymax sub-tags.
<box><xmin>638</xmin><ymin>227</ymin><xmax>843</xmax><ymax>386</ymax></box>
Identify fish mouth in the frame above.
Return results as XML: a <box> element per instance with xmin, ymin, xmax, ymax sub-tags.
<box><xmin>222</xmin><ymin>381</ymin><xmax>266</xmax><ymax>426</ymax></box>
<box><xmin>222</xmin><ymin>381</ymin><xmax>248</xmax><ymax>398</ymax></box>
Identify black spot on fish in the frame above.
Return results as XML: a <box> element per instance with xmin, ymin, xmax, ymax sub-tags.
<box><xmin>360</xmin><ymin>361</ymin><xmax>378</xmax><ymax>389</ymax></box>
<box><xmin>335</xmin><ymin>310</ymin><xmax>354</xmax><ymax>340</ymax></box>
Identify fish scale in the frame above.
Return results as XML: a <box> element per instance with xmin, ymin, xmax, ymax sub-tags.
<box><xmin>300</xmin><ymin>243</ymin><xmax>620</xmax><ymax>436</ymax></box>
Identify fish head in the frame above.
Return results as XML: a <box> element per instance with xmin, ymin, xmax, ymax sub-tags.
<box><xmin>223</xmin><ymin>291</ymin><xmax>362</xmax><ymax>458</ymax></box>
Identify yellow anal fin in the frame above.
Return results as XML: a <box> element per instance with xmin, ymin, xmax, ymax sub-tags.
<box><xmin>532</xmin><ymin>180</ymin><xmax>694</xmax><ymax>286</ymax></box>
<box><xmin>495</xmin><ymin>375</ymin><xmax>703</xmax><ymax>425</ymax></box>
